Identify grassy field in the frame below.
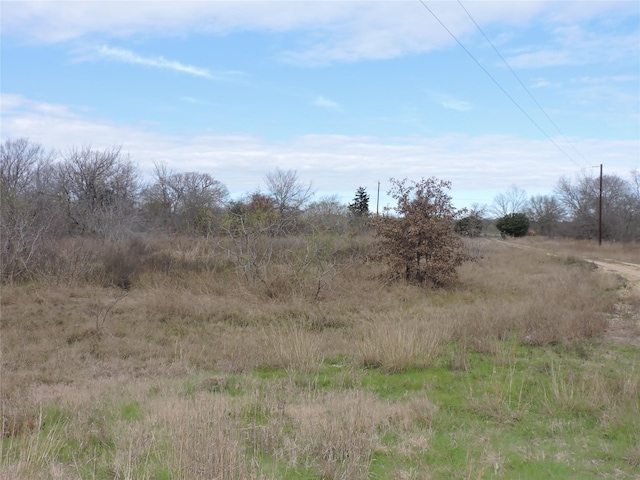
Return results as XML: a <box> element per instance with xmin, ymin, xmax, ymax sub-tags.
<box><xmin>1</xmin><ymin>235</ymin><xmax>639</xmax><ymax>479</ymax></box>
<box><xmin>515</xmin><ymin>236</ymin><xmax>640</xmax><ymax>265</ymax></box>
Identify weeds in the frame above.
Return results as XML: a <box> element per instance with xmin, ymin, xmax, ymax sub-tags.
<box><xmin>1</xmin><ymin>236</ymin><xmax>638</xmax><ymax>478</ymax></box>
<box><xmin>89</xmin><ymin>292</ymin><xmax>129</xmax><ymax>338</ymax></box>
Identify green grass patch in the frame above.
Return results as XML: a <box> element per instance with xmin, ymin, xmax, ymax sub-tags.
<box><xmin>4</xmin><ymin>342</ymin><xmax>638</xmax><ymax>479</ymax></box>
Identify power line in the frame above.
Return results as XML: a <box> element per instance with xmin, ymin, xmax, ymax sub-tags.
<box><xmin>456</xmin><ymin>0</ymin><xmax>588</xmax><ymax>166</ymax></box>
<box><xmin>417</xmin><ymin>0</ymin><xmax>583</xmax><ymax>169</ymax></box>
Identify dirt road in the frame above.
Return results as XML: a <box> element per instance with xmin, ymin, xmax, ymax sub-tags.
<box><xmin>589</xmin><ymin>259</ymin><xmax>640</xmax><ymax>291</ymax></box>
<box><xmin>493</xmin><ymin>239</ymin><xmax>640</xmax><ymax>288</ymax></box>
<box><xmin>587</xmin><ymin>259</ymin><xmax>640</xmax><ymax>347</ymax></box>
<box><xmin>493</xmin><ymin>239</ymin><xmax>640</xmax><ymax>347</ymax></box>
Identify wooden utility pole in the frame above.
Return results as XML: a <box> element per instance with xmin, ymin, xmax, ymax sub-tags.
<box><xmin>376</xmin><ymin>181</ymin><xmax>380</xmax><ymax>216</ymax></box>
<box><xmin>598</xmin><ymin>164</ymin><xmax>603</xmax><ymax>246</ymax></box>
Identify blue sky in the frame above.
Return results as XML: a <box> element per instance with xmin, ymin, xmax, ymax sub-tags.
<box><xmin>1</xmin><ymin>0</ymin><xmax>639</xmax><ymax>211</ymax></box>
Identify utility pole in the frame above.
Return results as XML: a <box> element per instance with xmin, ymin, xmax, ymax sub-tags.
<box><xmin>598</xmin><ymin>164</ymin><xmax>603</xmax><ymax>246</ymax></box>
<box><xmin>376</xmin><ymin>181</ymin><xmax>380</xmax><ymax>216</ymax></box>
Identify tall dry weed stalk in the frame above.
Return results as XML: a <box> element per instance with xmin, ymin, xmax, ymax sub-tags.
<box><xmin>1</xmin><ymin>235</ymin><xmax>631</xmax><ymax>477</ymax></box>
<box><xmin>356</xmin><ymin>315</ymin><xmax>447</xmax><ymax>373</ymax></box>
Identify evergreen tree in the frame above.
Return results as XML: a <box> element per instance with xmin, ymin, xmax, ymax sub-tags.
<box><xmin>455</xmin><ymin>214</ymin><xmax>484</xmax><ymax>237</ymax></box>
<box><xmin>348</xmin><ymin>187</ymin><xmax>370</xmax><ymax>217</ymax></box>
<box><xmin>496</xmin><ymin>212</ymin><xmax>530</xmax><ymax>237</ymax></box>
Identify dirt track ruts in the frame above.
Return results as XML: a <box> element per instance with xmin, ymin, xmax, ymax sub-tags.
<box><xmin>493</xmin><ymin>239</ymin><xmax>640</xmax><ymax>347</ymax></box>
<box><xmin>589</xmin><ymin>259</ymin><xmax>640</xmax><ymax>291</ymax></box>
<box><xmin>492</xmin><ymin>239</ymin><xmax>640</xmax><ymax>289</ymax></box>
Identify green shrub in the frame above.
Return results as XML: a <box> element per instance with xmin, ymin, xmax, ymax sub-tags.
<box><xmin>496</xmin><ymin>213</ymin><xmax>530</xmax><ymax>237</ymax></box>
<box><xmin>455</xmin><ymin>215</ymin><xmax>484</xmax><ymax>237</ymax></box>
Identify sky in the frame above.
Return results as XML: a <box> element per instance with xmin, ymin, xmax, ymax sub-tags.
<box><xmin>1</xmin><ymin>0</ymin><xmax>639</xmax><ymax>212</ymax></box>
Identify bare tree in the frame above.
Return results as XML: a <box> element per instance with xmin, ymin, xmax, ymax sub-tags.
<box><xmin>56</xmin><ymin>146</ymin><xmax>139</xmax><ymax>237</ymax></box>
<box><xmin>264</xmin><ymin>168</ymin><xmax>314</xmax><ymax>234</ymax></box>
<box><xmin>304</xmin><ymin>195</ymin><xmax>349</xmax><ymax>233</ymax></box>
<box><xmin>631</xmin><ymin>169</ymin><xmax>640</xmax><ymax>201</ymax></box>
<box><xmin>469</xmin><ymin>202</ymin><xmax>487</xmax><ymax>219</ymax></box>
<box><xmin>140</xmin><ymin>162</ymin><xmax>174</xmax><ymax>230</ymax></box>
<box><xmin>527</xmin><ymin>195</ymin><xmax>565</xmax><ymax>236</ymax></box>
<box><xmin>1</xmin><ymin>138</ymin><xmax>57</xmax><ymax>281</ymax></box>
<box><xmin>555</xmin><ymin>171</ymin><xmax>639</xmax><ymax>241</ymax></box>
<box><xmin>1</xmin><ymin>138</ymin><xmax>51</xmax><ymax>195</ymax></box>
<box><xmin>141</xmin><ymin>162</ymin><xmax>228</xmax><ymax>234</ymax></box>
<box><xmin>491</xmin><ymin>185</ymin><xmax>527</xmax><ymax>217</ymax></box>
<box><xmin>265</xmin><ymin>168</ymin><xmax>314</xmax><ymax>214</ymax></box>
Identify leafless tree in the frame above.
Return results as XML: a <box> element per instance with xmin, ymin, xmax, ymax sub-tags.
<box><xmin>303</xmin><ymin>195</ymin><xmax>349</xmax><ymax>233</ymax></box>
<box><xmin>141</xmin><ymin>162</ymin><xmax>228</xmax><ymax>234</ymax></box>
<box><xmin>555</xmin><ymin>171</ymin><xmax>639</xmax><ymax>241</ymax></box>
<box><xmin>631</xmin><ymin>169</ymin><xmax>640</xmax><ymax>201</ymax></box>
<box><xmin>1</xmin><ymin>138</ymin><xmax>57</xmax><ymax>280</ymax></box>
<box><xmin>56</xmin><ymin>145</ymin><xmax>139</xmax><ymax>237</ymax></box>
<box><xmin>265</xmin><ymin>168</ymin><xmax>314</xmax><ymax>212</ymax></box>
<box><xmin>263</xmin><ymin>168</ymin><xmax>314</xmax><ymax>234</ymax></box>
<box><xmin>491</xmin><ymin>185</ymin><xmax>528</xmax><ymax>217</ymax></box>
<box><xmin>526</xmin><ymin>195</ymin><xmax>565</xmax><ymax>236</ymax></box>
<box><xmin>469</xmin><ymin>202</ymin><xmax>487</xmax><ymax>219</ymax></box>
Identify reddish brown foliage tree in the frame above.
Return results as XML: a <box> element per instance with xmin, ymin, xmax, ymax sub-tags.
<box><xmin>374</xmin><ymin>177</ymin><xmax>469</xmax><ymax>287</ymax></box>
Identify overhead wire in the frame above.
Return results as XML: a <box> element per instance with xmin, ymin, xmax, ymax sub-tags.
<box><xmin>417</xmin><ymin>0</ymin><xmax>584</xmax><ymax>169</ymax></box>
<box><xmin>456</xmin><ymin>0</ymin><xmax>588</xmax><ymax>166</ymax></box>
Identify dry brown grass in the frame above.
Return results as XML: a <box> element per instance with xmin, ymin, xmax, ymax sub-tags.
<box><xmin>1</xmin><ymin>374</ymin><xmax>439</xmax><ymax>479</ymax></box>
<box><xmin>1</xmin><ymin>234</ymin><xmax>634</xmax><ymax>478</ymax></box>
<box><xmin>515</xmin><ymin>235</ymin><xmax>640</xmax><ymax>264</ymax></box>
<box><xmin>1</xmin><ymin>236</ymin><xmax>621</xmax><ymax>395</ymax></box>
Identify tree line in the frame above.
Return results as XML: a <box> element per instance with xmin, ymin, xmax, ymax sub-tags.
<box><xmin>2</xmin><ymin>137</ymin><xmax>638</xmax><ymax>284</ymax></box>
<box><xmin>457</xmin><ymin>176</ymin><xmax>640</xmax><ymax>241</ymax></box>
<box><xmin>0</xmin><ymin>138</ymin><xmax>367</xmax><ymax>281</ymax></box>
<box><xmin>484</xmin><ymin>173</ymin><xmax>640</xmax><ymax>242</ymax></box>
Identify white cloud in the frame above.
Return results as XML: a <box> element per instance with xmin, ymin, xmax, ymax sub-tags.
<box><xmin>441</xmin><ymin>100</ymin><xmax>473</xmax><ymax>112</ymax></box>
<box><xmin>95</xmin><ymin>45</ymin><xmax>213</xmax><ymax>78</ymax></box>
<box><xmin>576</xmin><ymin>75</ymin><xmax>640</xmax><ymax>85</ymax></box>
<box><xmin>428</xmin><ymin>92</ymin><xmax>473</xmax><ymax>112</ymax></box>
<box><xmin>314</xmin><ymin>95</ymin><xmax>341</xmax><ymax>110</ymax></box>
<box><xmin>3</xmin><ymin>1</ymin><xmax>634</xmax><ymax>65</ymax></box>
<box><xmin>530</xmin><ymin>79</ymin><xmax>551</xmax><ymax>88</ymax></box>
<box><xmin>2</xmin><ymin>94</ymin><xmax>638</xmax><ymax>207</ymax></box>
<box><xmin>506</xmin><ymin>26</ymin><xmax>639</xmax><ymax>69</ymax></box>
<box><xmin>180</xmin><ymin>96</ymin><xmax>218</xmax><ymax>106</ymax></box>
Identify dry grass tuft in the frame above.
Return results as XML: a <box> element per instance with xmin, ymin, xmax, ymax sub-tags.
<box><xmin>355</xmin><ymin>312</ymin><xmax>448</xmax><ymax>373</ymax></box>
<box><xmin>517</xmin><ymin>236</ymin><xmax>640</xmax><ymax>264</ymax></box>
<box><xmin>1</xmin><ymin>234</ymin><xmax>635</xmax><ymax>477</ymax></box>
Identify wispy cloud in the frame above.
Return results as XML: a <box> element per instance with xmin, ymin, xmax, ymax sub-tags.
<box><xmin>5</xmin><ymin>94</ymin><xmax>637</xmax><ymax>208</ymax></box>
<box><xmin>530</xmin><ymin>79</ymin><xmax>551</xmax><ymax>89</ymax></box>
<box><xmin>181</xmin><ymin>96</ymin><xmax>216</xmax><ymax>106</ymax></box>
<box><xmin>576</xmin><ymin>75</ymin><xmax>639</xmax><ymax>84</ymax></box>
<box><xmin>96</xmin><ymin>45</ymin><xmax>213</xmax><ymax>78</ymax></box>
<box><xmin>429</xmin><ymin>92</ymin><xmax>472</xmax><ymax>112</ymax></box>
<box><xmin>314</xmin><ymin>95</ymin><xmax>341</xmax><ymax>111</ymax></box>
<box><xmin>506</xmin><ymin>26</ymin><xmax>639</xmax><ymax>69</ymax></box>
<box><xmin>441</xmin><ymin>99</ymin><xmax>473</xmax><ymax>112</ymax></box>
<box><xmin>1</xmin><ymin>1</ymin><xmax>636</xmax><ymax>66</ymax></box>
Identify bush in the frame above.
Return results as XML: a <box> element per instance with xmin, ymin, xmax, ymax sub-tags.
<box><xmin>101</xmin><ymin>238</ymin><xmax>151</xmax><ymax>289</ymax></box>
<box><xmin>455</xmin><ymin>215</ymin><xmax>484</xmax><ymax>237</ymax></box>
<box><xmin>374</xmin><ymin>177</ymin><xmax>470</xmax><ymax>287</ymax></box>
<box><xmin>496</xmin><ymin>213</ymin><xmax>530</xmax><ymax>237</ymax></box>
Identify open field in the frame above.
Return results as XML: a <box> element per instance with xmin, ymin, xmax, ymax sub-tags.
<box><xmin>514</xmin><ymin>236</ymin><xmax>640</xmax><ymax>265</ymax></box>
<box><xmin>2</xmin><ymin>236</ymin><xmax>639</xmax><ymax>479</ymax></box>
